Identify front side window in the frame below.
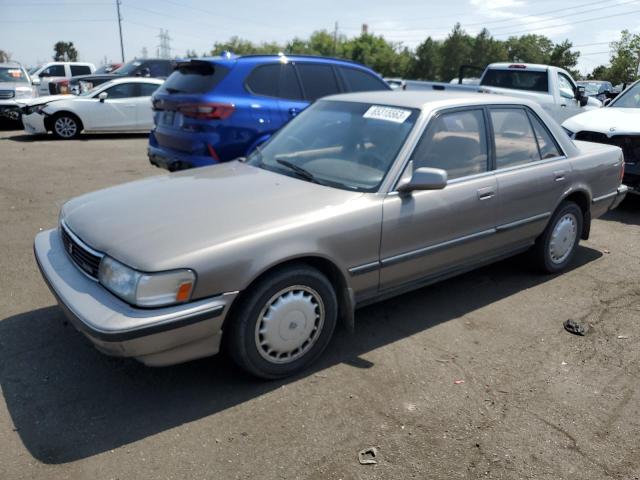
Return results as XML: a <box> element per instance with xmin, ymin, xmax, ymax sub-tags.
<box><xmin>558</xmin><ymin>73</ymin><xmax>576</xmax><ymax>99</ymax></box>
<box><xmin>411</xmin><ymin>109</ymin><xmax>488</xmax><ymax>180</ymax></box>
<box><xmin>491</xmin><ymin>108</ymin><xmax>539</xmax><ymax>169</ymax></box>
<box><xmin>247</xmin><ymin>100</ymin><xmax>418</xmax><ymax>191</ymax></box>
<box><xmin>296</xmin><ymin>64</ymin><xmax>340</xmax><ymax>101</ymax></box>
<box><xmin>41</xmin><ymin>64</ymin><xmax>65</xmax><ymax>77</ymax></box>
<box><xmin>102</xmin><ymin>82</ymin><xmax>136</xmax><ymax>99</ymax></box>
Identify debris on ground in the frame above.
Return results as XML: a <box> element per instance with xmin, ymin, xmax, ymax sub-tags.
<box><xmin>617</xmin><ymin>335</ymin><xmax>630</xmax><ymax>339</ymax></box>
<box><xmin>454</xmin><ymin>379</ymin><xmax>465</xmax><ymax>385</ymax></box>
<box><xmin>563</xmin><ymin>319</ymin><xmax>587</xmax><ymax>336</ymax></box>
<box><xmin>358</xmin><ymin>447</ymin><xmax>378</xmax><ymax>465</ymax></box>
<box><xmin>603</xmin><ymin>249</ymin><xmax>611</xmax><ymax>254</ymax></box>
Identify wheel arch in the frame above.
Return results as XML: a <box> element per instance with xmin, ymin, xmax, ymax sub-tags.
<box><xmin>559</xmin><ymin>189</ymin><xmax>591</xmax><ymax>240</ymax></box>
<box><xmin>223</xmin><ymin>255</ymin><xmax>355</xmax><ymax>333</ymax></box>
<box><xmin>44</xmin><ymin>110</ymin><xmax>84</xmax><ymax>133</ymax></box>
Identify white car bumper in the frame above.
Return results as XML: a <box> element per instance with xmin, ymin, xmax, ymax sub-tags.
<box><xmin>21</xmin><ymin>112</ymin><xmax>48</xmax><ymax>135</ymax></box>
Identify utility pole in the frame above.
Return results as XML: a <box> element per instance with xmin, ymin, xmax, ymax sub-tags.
<box><xmin>333</xmin><ymin>21</ymin><xmax>338</xmax><ymax>57</ymax></box>
<box><xmin>116</xmin><ymin>0</ymin><xmax>125</xmax><ymax>63</ymax></box>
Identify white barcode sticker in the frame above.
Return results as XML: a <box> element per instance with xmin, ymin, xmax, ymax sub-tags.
<box><xmin>363</xmin><ymin>105</ymin><xmax>411</xmax><ymax>124</ymax></box>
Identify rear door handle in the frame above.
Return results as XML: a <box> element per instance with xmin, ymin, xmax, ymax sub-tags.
<box><xmin>289</xmin><ymin>108</ymin><xmax>301</xmax><ymax>117</ymax></box>
<box><xmin>477</xmin><ymin>187</ymin><xmax>495</xmax><ymax>201</ymax></box>
<box><xmin>554</xmin><ymin>170</ymin><xmax>567</xmax><ymax>182</ymax></box>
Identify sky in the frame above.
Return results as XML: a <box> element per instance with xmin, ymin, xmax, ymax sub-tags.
<box><xmin>2</xmin><ymin>0</ymin><xmax>640</xmax><ymax>76</ymax></box>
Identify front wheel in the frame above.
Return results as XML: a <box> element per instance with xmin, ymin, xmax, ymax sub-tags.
<box><xmin>532</xmin><ymin>201</ymin><xmax>583</xmax><ymax>273</ymax></box>
<box><xmin>226</xmin><ymin>265</ymin><xmax>338</xmax><ymax>379</ymax></box>
<box><xmin>51</xmin><ymin>113</ymin><xmax>82</xmax><ymax>139</ymax></box>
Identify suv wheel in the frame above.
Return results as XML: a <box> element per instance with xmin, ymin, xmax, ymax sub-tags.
<box><xmin>533</xmin><ymin>201</ymin><xmax>583</xmax><ymax>273</ymax></box>
<box><xmin>226</xmin><ymin>265</ymin><xmax>338</xmax><ymax>379</ymax></box>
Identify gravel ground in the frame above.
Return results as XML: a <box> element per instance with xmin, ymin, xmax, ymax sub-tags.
<box><xmin>1</xmin><ymin>128</ymin><xmax>639</xmax><ymax>480</ymax></box>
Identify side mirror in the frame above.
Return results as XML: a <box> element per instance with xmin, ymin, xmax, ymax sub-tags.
<box><xmin>576</xmin><ymin>86</ymin><xmax>588</xmax><ymax>106</ymax></box>
<box><xmin>31</xmin><ymin>77</ymin><xmax>41</xmax><ymax>85</ymax></box>
<box><xmin>397</xmin><ymin>167</ymin><xmax>448</xmax><ymax>193</ymax></box>
<box><xmin>98</xmin><ymin>91</ymin><xmax>108</xmax><ymax>102</ymax></box>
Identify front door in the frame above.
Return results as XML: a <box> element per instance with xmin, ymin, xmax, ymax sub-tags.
<box><xmin>379</xmin><ymin>108</ymin><xmax>500</xmax><ymax>291</ymax></box>
<box><xmin>88</xmin><ymin>82</ymin><xmax>138</xmax><ymax>130</ymax></box>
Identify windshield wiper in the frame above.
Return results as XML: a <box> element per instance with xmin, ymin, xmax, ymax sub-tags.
<box><xmin>276</xmin><ymin>158</ymin><xmax>317</xmax><ymax>182</ymax></box>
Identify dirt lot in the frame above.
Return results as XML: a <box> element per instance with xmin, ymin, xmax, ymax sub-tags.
<box><xmin>0</xmin><ymin>127</ymin><xmax>639</xmax><ymax>480</ymax></box>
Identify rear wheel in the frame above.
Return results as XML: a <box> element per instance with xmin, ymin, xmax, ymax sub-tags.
<box><xmin>51</xmin><ymin>113</ymin><xmax>82</xmax><ymax>139</ymax></box>
<box><xmin>226</xmin><ymin>265</ymin><xmax>338</xmax><ymax>379</ymax></box>
<box><xmin>532</xmin><ymin>201</ymin><xmax>583</xmax><ymax>273</ymax></box>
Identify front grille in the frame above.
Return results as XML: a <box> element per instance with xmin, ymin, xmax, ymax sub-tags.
<box><xmin>60</xmin><ymin>223</ymin><xmax>103</xmax><ymax>279</ymax></box>
<box><xmin>0</xmin><ymin>90</ymin><xmax>15</xmax><ymax>99</ymax></box>
<box><xmin>575</xmin><ymin>131</ymin><xmax>640</xmax><ymax>164</ymax></box>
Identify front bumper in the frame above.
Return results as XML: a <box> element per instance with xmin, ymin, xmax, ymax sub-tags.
<box><xmin>34</xmin><ymin>229</ymin><xmax>238</xmax><ymax>366</ymax></box>
<box><xmin>21</xmin><ymin>112</ymin><xmax>47</xmax><ymax>135</ymax></box>
<box><xmin>0</xmin><ymin>100</ymin><xmax>22</xmax><ymax>121</ymax></box>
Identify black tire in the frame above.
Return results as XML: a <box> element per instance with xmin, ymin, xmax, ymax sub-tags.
<box><xmin>532</xmin><ymin>201</ymin><xmax>583</xmax><ymax>273</ymax></box>
<box><xmin>50</xmin><ymin>112</ymin><xmax>82</xmax><ymax>139</ymax></box>
<box><xmin>225</xmin><ymin>265</ymin><xmax>338</xmax><ymax>379</ymax></box>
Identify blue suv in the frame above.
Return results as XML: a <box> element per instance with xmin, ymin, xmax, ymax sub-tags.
<box><xmin>148</xmin><ymin>54</ymin><xmax>390</xmax><ymax>171</ymax></box>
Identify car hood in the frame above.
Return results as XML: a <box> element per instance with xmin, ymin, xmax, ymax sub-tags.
<box><xmin>562</xmin><ymin>107</ymin><xmax>640</xmax><ymax>136</ymax></box>
<box><xmin>16</xmin><ymin>94</ymin><xmax>72</xmax><ymax>107</ymax></box>
<box><xmin>62</xmin><ymin>161</ymin><xmax>364</xmax><ymax>271</ymax></box>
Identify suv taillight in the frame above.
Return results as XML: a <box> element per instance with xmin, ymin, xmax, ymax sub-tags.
<box><xmin>177</xmin><ymin>102</ymin><xmax>235</xmax><ymax>120</ymax></box>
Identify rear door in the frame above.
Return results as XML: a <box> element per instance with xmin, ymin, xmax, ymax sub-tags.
<box><xmin>379</xmin><ymin>107</ymin><xmax>499</xmax><ymax>291</ymax></box>
<box><xmin>134</xmin><ymin>82</ymin><xmax>161</xmax><ymax>129</ymax></box>
<box><xmin>294</xmin><ymin>62</ymin><xmax>341</xmax><ymax>116</ymax></box>
<box><xmin>489</xmin><ymin>106</ymin><xmax>570</xmax><ymax>246</ymax></box>
<box><xmin>37</xmin><ymin>63</ymin><xmax>66</xmax><ymax>94</ymax></box>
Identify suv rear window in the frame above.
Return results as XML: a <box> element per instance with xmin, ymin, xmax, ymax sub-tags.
<box><xmin>339</xmin><ymin>67</ymin><xmax>387</xmax><ymax>92</ymax></box>
<box><xmin>162</xmin><ymin>61</ymin><xmax>228</xmax><ymax>94</ymax></box>
<box><xmin>481</xmin><ymin>69</ymin><xmax>548</xmax><ymax>93</ymax></box>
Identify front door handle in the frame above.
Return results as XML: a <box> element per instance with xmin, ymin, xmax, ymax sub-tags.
<box><xmin>477</xmin><ymin>187</ymin><xmax>495</xmax><ymax>201</ymax></box>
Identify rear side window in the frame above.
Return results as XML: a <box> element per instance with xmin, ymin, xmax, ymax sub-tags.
<box><xmin>70</xmin><ymin>65</ymin><xmax>91</xmax><ymax>76</ymax></box>
<box><xmin>296</xmin><ymin>64</ymin><xmax>340</xmax><ymax>101</ymax></box>
<box><xmin>482</xmin><ymin>69</ymin><xmax>548</xmax><ymax>93</ymax></box>
<box><xmin>490</xmin><ymin>108</ymin><xmax>539</xmax><ymax>169</ymax></box>
<box><xmin>528</xmin><ymin>111</ymin><xmax>562</xmax><ymax>159</ymax></box>
<box><xmin>339</xmin><ymin>67</ymin><xmax>387</xmax><ymax>92</ymax></box>
<box><xmin>139</xmin><ymin>82</ymin><xmax>160</xmax><ymax>97</ymax></box>
<box><xmin>162</xmin><ymin>61</ymin><xmax>228</xmax><ymax>94</ymax></box>
<box><xmin>246</xmin><ymin>64</ymin><xmax>303</xmax><ymax>100</ymax></box>
<box><xmin>412</xmin><ymin>109</ymin><xmax>488</xmax><ymax>180</ymax></box>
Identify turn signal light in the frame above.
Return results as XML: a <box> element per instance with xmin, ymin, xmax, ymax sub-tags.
<box><xmin>176</xmin><ymin>282</ymin><xmax>194</xmax><ymax>303</ymax></box>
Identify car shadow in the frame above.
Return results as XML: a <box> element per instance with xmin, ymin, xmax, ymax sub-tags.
<box><xmin>7</xmin><ymin>132</ymin><xmax>149</xmax><ymax>142</ymax></box>
<box><xmin>0</xmin><ymin>247</ymin><xmax>602</xmax><ymax>464</ymax></box>
<box><xmin>600</xmin><ymin>194</ymin><xmax>639</xmax><ymax>226</ymax></box>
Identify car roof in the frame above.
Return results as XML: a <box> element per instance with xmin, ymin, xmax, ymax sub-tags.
<box><xmin>192</xmin><ymin>54</ymin><xmax>373</xmax><ymax>70</ymax></box>
<box><xmin>102</xmin><ymin>77</ymin><xmax>164</xmax><ymax>85</ymax></box>
<box><xmin>487</xmin><ymin>62</ymin><xmax>552</xmax><ymax>72</ymax></box>
<box><xmin>322</xmin><ymin>90</ymin><xmax>542</xmax><ymax>111</ymax></box>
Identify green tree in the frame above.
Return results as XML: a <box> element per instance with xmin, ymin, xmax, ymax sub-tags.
<box><xmin>549</xmin><ymin>40</ymin><xmax>580</xmax><ymax>76</ymax></box>
<box><xmin>505</xmin><ymin>34</ymin><xmax>553</xmax><ymax>64</ymax></box>
<box><xmin>587</xmin><ymin>65</ymin><xmax>610</xmax><ymax>80</ymax></box>
<box><xmin>342</xmin><ymin>33</ymin><xmax>408</xmax><ymax>77</ymax></box>
<box><xmin>0</xmin><ymin>49</ymin><xmax>11</xmax><ymax>62</ymax></box>
<box><xmin>607</xmin><ymin>30</ymin><xmax>640</xmax><ymax>84</ymax></box>
<box><xmin>410</xmin><ymin>37</ymin><xmax>441</xmax><ymax>80</ymax></box>
<box><xmin>53</xmin><ymin>41</ymin><xmax>78</xmax><ymax>61</ymax></box>
<box><xmin>471</xmin><ymin>28</ymin><xmax>507</xmax><ymax>71</ymax></box>
<box><xmin>439</xmin><ymin>24</ymin><xmax>473</xmax><ymax>81</ymax></box>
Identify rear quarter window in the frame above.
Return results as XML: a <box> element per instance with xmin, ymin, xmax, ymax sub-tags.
<box><xmin>161</xmin><ymin>61</ymin><xmax>228</xmax><ymax>94</ymax></box>
<box><xmin>482</xmin><ymin>70</ymin><xmax>549</xmax><ymax>93</ymax></box>
<box><xmin>339</xmin><ymin>67</ymin><xmax>388</xmax><ymax>92</ymax></box>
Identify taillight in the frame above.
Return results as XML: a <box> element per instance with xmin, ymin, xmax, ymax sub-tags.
<box><xmin>177</xmin><ymin>102</ymin><xmax>235</xmax><ymax>120</ymax></box>
<box><xmin>207</xmin><ymin>144</ymin><xmax>220</xmax><ymax>161</ymax></box>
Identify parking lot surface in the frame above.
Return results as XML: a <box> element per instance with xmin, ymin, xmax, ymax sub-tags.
<box><xmin>1</xmin><ymin>128</ymin><xmax>639</xmax><ymax>479</ymax></box>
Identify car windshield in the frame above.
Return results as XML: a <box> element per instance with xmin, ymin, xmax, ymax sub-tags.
<box><xmin>247</xmin><ymin>100</ymin><xmax>419</xmax><ymax>192</ymax></box>
<box><xmin>112</xmin><ymin>60</ymin><xmax>142</xmax><ymax>75</ymax></box>
<box><xmin>579</xmin><ymin>82</ymin><xmax>602</xmax><ymax>95</ymax></box>
<box><xmin>0</xmin><ymin>67</ymin><xmax>29</xmax><ymax>83</ymax></box>
<box><xmin>610</xmin><ymin>81</ymin><xmax>640</xmax><ymax>108</ymax></box>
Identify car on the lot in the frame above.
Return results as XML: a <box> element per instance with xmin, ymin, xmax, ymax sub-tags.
<box><xmin>28</xmin><ymin>61</ymin><xmax>95</xmax><ymax>95</ymax></box>
<box><xmin>577</xmin><ymin>80</ymin><xmax>614</xmax><ymax>103</ymax></box>
<box><xmin>406</xmin><ymin>63</ymin><xmax>601</xmax><ymax>124</ymax></box>
<box><xmin>94</xmin><ymin>63</ymin><xmax>123</xmax><ymax>74</ymax></box>
<box><xmin>20</xmin><ymin>77</ymin><xmax>163</xmax><ymax>139</ymax></box>
<box><xmin>563</xmin><ymin>79</ymin><xmax>640</xmax><ymax>195</ymax></box>
<box><xmin>34</xmin><ymin>91</ymin><xmax>627</xmax><ymax>378</ymax></box>
<box><xmin>0</xmin><ymin>62</ymin><xmax>37</xmax><ymax>123</ymax></box>
<box><xmin>48</xmin><ymin>59</ymin><xmax>176</xmax><ymax>95</ymax></box>
<box><xmin>147</xmin><ymin>54</ymin><xmax>391</xmax><ymax>171</ymax></box>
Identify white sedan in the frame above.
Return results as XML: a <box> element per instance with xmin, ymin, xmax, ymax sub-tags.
<box><xmin>20</xmin><ymin>77</ymin><xmax>164</xmax><ymax>139</ymax></box>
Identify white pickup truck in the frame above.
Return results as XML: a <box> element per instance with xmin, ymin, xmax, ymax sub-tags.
<box><xmin>405</xmin><ymin>63</ymin><xmax>602</xmax><ymax>124</ymax></box>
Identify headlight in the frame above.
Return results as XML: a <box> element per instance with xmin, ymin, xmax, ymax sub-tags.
<box><xmin>98</xmin><ymin>256</ymin><xmax>196</xmax><ymax>307</ymax></box>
